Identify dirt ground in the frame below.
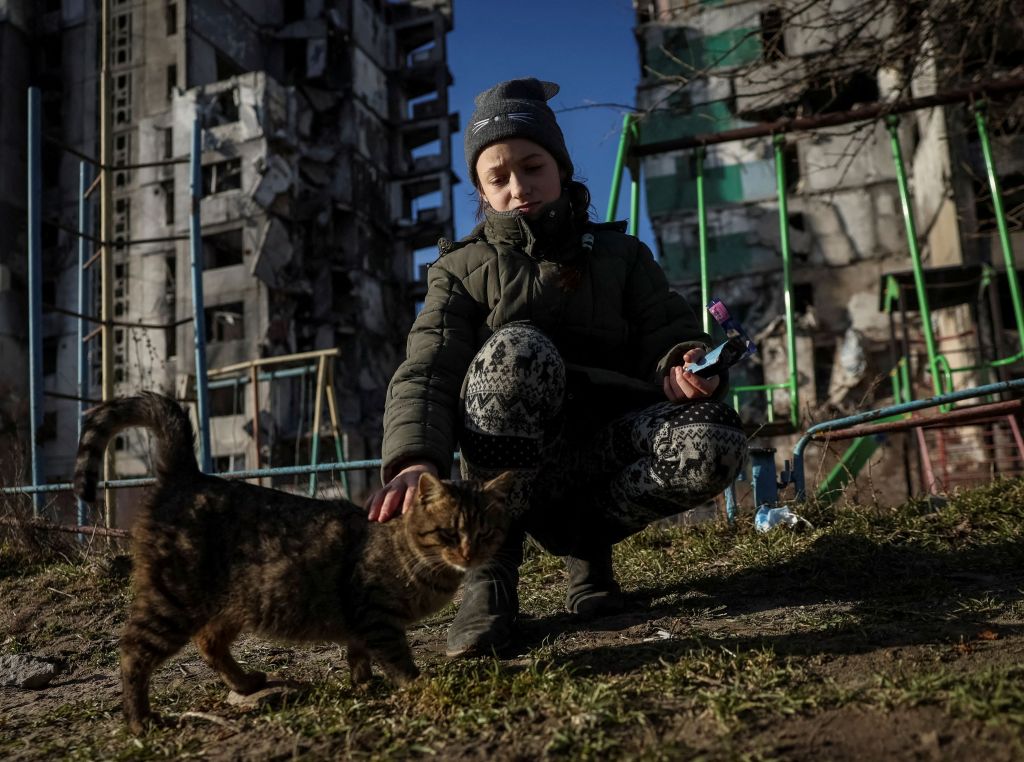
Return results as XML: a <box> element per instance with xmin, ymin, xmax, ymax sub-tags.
<box><xmin>2</xmin><ymin>483</ymin><xmax>1024</xmax><ymax>760</ymax></box>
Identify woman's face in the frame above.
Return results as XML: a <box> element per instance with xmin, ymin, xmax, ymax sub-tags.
<box><xmin>475</xmin><ymin>139</ymin><xmax>564</xmax><ymax>217</ymax></box>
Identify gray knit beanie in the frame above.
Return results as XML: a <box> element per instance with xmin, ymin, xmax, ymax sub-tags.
<box><xmin>465</xmin><ymin>78</ymin><xmax>573</xmax><ymax>187</ymax></box>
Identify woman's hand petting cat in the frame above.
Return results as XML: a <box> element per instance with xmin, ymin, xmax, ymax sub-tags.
<box><xmin>663</xmin><ymin>347</ymin><xmax>720</xmax><ymax>402</ymax></box>
<box><xmin>366</xmin><ymin>461</ymin><xmax>439</xmax><ymax>522</ymax></box>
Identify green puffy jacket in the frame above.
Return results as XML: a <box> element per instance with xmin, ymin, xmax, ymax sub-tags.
<box><xmin>381</xmin><ymin>194</ymin><xmax>718</xmax><ymax>481</ymax></box>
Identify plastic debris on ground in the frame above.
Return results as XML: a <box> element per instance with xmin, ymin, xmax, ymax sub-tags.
<box><xmin>754</xmin><ymin>504</ymin><xmax>814</xmax><ymax>533</ymax></box>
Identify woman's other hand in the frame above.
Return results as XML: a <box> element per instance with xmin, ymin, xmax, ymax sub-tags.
<box><xmin>663</xmin><ymin>347</ymin><xmax>720</xmax><ymax>402</ymax></box>
<box><xmin>365</xmin><ymin>461</ymin><xmax>439</xmax><ymax>523</ymax></box>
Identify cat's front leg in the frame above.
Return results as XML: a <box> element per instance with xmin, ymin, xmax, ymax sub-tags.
<box><xmin>346</xmin><ymin>640</ymin><xmax>373</xmax><ymax>687</ymax></box>
<box><xmin>358</xmin><ymin>627</ymin><xmax>420</xmax><ymax>687</ymax></box>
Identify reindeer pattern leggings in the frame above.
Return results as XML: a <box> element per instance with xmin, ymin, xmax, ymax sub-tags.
<box><xmin>458</xmin><ymin>323</ymin><xmax>748</xmax><ymax>546</ymax></box>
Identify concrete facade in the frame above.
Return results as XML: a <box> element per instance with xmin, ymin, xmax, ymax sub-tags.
<box><xmin>0</xmin><ymin>0</ymin><xmax>456</xmax><ymax>507</ymax></box>
<box><xmin>633</xmin><ymin>0</ymin><xmax>1024</xmax><ymax>498</ymax></box>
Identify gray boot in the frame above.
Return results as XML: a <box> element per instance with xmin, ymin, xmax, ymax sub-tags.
<box><xmin>564</xmin><ymin>544</ymin><xmax>623</xmax><ymax>617</ymax></box>
<box><xmin>445</xmin><ymin>527</ymin><xmax>523</xmax><ymax>658</ymax></box>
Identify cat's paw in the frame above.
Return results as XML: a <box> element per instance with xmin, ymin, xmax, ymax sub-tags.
<box><xmin>231</xmin><ymin>670</ymin><xmax>268</xmax><ymax>695</ymax></box>
<box><xmin>388</xmin><ymin>666</ymin><xmax>420</xmax><ymax>688</ymax></box>
<box><xmin>349</xmin><ymin>660</ymin><xmax>373</xmax><ymax>687</ymax></box>
<box><xmin>125</xmin><ymin>710</ymin><xmax>166</xmax><ymax>736</ymax></box>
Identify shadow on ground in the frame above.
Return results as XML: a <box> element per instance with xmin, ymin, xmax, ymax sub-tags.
<box><xmin>513</xmin><ymin>530</ymin><xmax>1024</xmax><ymax>675</ymax></box>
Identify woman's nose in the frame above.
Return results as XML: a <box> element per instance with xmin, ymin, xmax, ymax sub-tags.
<box><xmin>509</xmin><ymin>173</ymin><xmax>529</xmax><ymax>198</ymax></box>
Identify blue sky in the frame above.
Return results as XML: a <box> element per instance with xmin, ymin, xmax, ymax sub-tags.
<box><xmin>443</xmin><ymin>0</ymin><xmax>654</xmax><ymax>247</ymax></box>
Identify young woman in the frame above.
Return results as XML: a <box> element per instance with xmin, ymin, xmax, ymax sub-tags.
<box><xmin>366</xmin><ymin>78</ymin><xmax>747</xmax><ymax>657</ymax></box>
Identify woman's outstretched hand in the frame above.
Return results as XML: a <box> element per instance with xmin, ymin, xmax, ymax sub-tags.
<box><xmin>663</xmin><ymin>347</ymin><xmax>720</xmax><ymax>402</ymax></box>
<box><xmin>365</xmin><ymin>461</ymin><xmax>439</xmax><ymax>523</ymax></box>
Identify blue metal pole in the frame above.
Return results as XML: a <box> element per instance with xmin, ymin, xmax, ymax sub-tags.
<box><xmin>207</xmin><ymin>364</ymin><xmax>317</xmax><ymax>390</ymax></box>
<box><xmin>188</xmin><ymin>116</ymin><xmax>212</xmax><ymax>472</ymax></box>
<box><xmin>77</xmin><ymin>161</ymin><xmax>91</xmax><ymax>526</ymax></box>
<box><xmin>749</xmin><ymin>447</ymin><xmax>778</xmax><ymax>507</ymax></box>
<box><xmin>791</xmin><ymin>377</ymin><xmax>1024</xmax><ymax>499</ymax></box>
<box><xmin>27</xmin><ymin>88</ymin><xmax>43</xmax><ymax>516</ymax></box>
<box><xmin>1</xmin><ymin>455</ymin><xmax>463</xmax><ymax>496</ymax></box>
<box><xmin>724</xmin><ymin>483</ymin><xmax>738</xmax><ymax>523</ymax></box>
<box><xmin>1</xmin><ymin>466</ymin><xmax>355</xmax><ymax>496</ymax></box>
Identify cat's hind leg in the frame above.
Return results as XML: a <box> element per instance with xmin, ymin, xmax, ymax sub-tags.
<box><xmin>121</xmin><ymin>607</ymin><xmax>190</xmax><ymax>735</ymax></box>
<box><xmin>193</xmin><ymin>617</ymin><xmax>267</xmax><ymax>695</ymax></box>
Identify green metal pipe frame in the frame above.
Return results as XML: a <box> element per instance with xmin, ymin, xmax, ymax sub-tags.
<box><xmin>696</xmin><ymin>147</ymin><xmax>710</xmax><ymax>333</ymax></box>
<box><xmin>607</xmin><ymin>116</ymin><xmax>804</xmax><ymax>426</ymax></box>
<box><xmin>628</xmin><ymin>169</ymin><xmax>640</xmax><ymax>237</ymax></box>
<box><xmin>975</xmin><ymin>104</ymin><xmax>1024</xmax><ymax>367</ymax></box>
<box><xmin>886</xmin><ymin>115</ymin><xmax>946</xmax><ymax>398</ymax></box>
<box><xmin>606</xmin><ymin>113</ymin><xmax>634</xmax><ymax>223</ymax></box>
<box><xmin>725</xmin><ymin>138</ymin><xmax>800</xmax><ymax>427</ymax></box>
<box><xmin>774</xmin><ymin>135</ymin><xmax>800</xmax><ymax>428</ymax></box>
<box><xmin>909</xmin><ymin>107</ymin><xmax>1024</xmax><ymax>387</ymax></box>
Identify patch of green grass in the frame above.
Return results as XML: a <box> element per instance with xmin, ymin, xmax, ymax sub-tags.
<box><xmin>947</xmin><ymin>593</ymin><xmax>1006</xmax><ymax>617</ymax></box>
<box><xmin>634</xmin><ymin>644</ymin><xmax>828</xmax><ymax>729</ymax></box>
<box><xmin>869</xmin><ymin>666</ymin><xmax>1024</xmax><ymax>726</ymax></box>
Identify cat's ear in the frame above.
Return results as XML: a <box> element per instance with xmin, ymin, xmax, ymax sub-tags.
<box><xmin>417</xmin><ymin>471</ymin><xmax>446</xmax><ymax>508</ymax></box>
<box><xmin>483</xmin><ymin>471</ymin><xmax>516</xmax><ymax>502</ymax></box>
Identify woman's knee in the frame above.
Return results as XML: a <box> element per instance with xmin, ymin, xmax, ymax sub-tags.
<box><xmin>464</xmin><ymin>323</ymin><xmax>569</xmax><ymax>444</ymax></box>
<box><xmin>469</xmin><ymin>324</ymin><xmax>564</xmax><ymax>389</ymax></box>
<box><xmin>649</xmin><ymin>400</ymin><xmax>747</xmax><ymax>496</ymax></box>
<box><xmin>464</xmin><ymin>324</ymin><xmax>566</xmax><ymax>426</ymax></box>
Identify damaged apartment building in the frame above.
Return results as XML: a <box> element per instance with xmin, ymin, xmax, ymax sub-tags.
<box><xmin>0</xmin><ymin>0</ymin><xmax>456</xmax><ymax>502</ymax></box>
<box><xmin>632</xmin><ymin>0</ymin><xmax>1024</xmax><ymax>494</ymax></box>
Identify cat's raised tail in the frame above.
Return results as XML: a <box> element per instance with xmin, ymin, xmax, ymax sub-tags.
<box><xmin>74</xmin><ymin>392</ymin><xmax>199</xmax><ymax>503</ymax></box>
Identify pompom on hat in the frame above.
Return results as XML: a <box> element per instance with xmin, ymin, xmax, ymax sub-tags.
<box><xmin>464</xmin><ymin>78</ymin><xmax>573</xmax><ymax>186</ymax></box>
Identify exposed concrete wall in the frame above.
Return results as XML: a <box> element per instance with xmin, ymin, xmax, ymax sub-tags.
<box><xmin>0</xmin><ymin>0</ymin><xmax>457</xmax><ymax>507</ymax></box>
<box><xmin>0</xmin><ymin>6</ymin><xmax>33</xmax><ymax>449</ymax></box>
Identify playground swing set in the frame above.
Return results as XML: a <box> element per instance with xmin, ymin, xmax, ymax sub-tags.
<box><xmin>604</xmin><ymin>75</ymin><xmax>1024</xmax><ymax>516</ymax></box>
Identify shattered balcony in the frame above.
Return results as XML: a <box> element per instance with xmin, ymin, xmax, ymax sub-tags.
<box><xmin>395</xmin><ymin>120</ymin><xmax>450</xmax><ymax>177</ymax></box>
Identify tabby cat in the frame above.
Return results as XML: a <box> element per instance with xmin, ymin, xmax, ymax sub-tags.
<box><xmin>73</xmin><ymin>392</ymin><xmax>510</xmax><ymax>735</ymax></box>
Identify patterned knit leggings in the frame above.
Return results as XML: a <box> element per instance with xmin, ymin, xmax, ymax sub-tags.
<box><xmin>459</xmin><ymin>323</ymin><xmax>748</xmax><ymax>547</ymax></box>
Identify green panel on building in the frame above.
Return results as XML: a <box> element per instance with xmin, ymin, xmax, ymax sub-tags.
<box><xmin>646</xmin><ymin>160</ymin><xmax>749</xmax><ymax>213</ymax></box>
<box><xmin>645</xmin><ymin>149</ymin><xmax>779</xmax><ymax>214</ymax></box>
<box><xmin>660</xmin><ymin>232</ymin><xmax>758</xmax><ymax>281</ymax></box>
<box><xmin>637</xmin><ymin>100</ymin><xmax>741</xmax><ymax>145</ymax></box>
<box><xmin>643</xmin><ymin>26</ymin><xmax>762</xmax><ymax>78</ymax></box>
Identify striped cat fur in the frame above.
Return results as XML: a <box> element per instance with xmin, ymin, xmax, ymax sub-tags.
<box><xmin>73</xmin><ymin>392</ymin><xmax>510</xmax><ymax>735</ymax></box>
